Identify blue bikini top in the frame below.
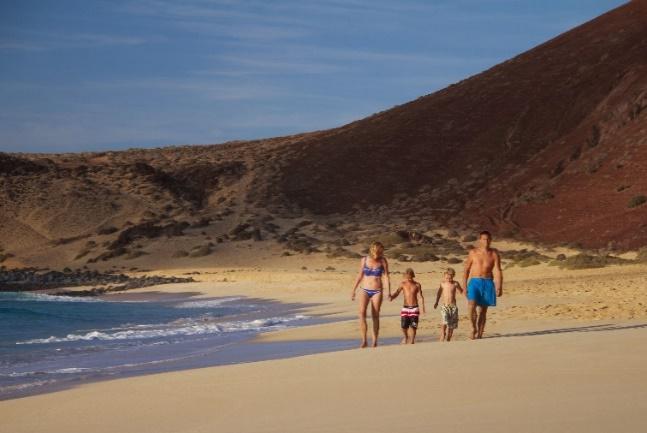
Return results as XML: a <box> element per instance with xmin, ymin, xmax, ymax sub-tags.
<box><xmin>363</xmin><ymin>257</ymin><xmax>384</xmax><ymax>277</ymax></box>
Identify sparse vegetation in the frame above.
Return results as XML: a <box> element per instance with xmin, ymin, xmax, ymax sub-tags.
<box><xmin>551</xmin><ymin>160</ymin><xmax>565</xmax><ymax>177</ymax></box>
<box><xmin>126</xmin><ymin>250</ymin><xmax>148</xmax><ymax>259</ymax></box>
<box><xmin>325</xmin><ymin>247</ymin><xmax>360</xmax><ymax>259</ymax></box>
<box><xmin>0</xmin><ymin>253</ymin><xmax>15</xmax><ymax>263</ymax></box>
<box><xmin>109</xmin><ymin>220</ymin><xmax>189</xmax><ymax>250</ymax></box>
<box><xmin>389</xmin><ymin>245</ymin><xmax>440</xmax><ymax>262</ymax></box>
<box><xmin>636</xmin><ymin>247</ymin><xmax>647</xmax><ymax>263</ymax></box>
<box><xmin>74</xmin><ymin>249</ymin><xmax>92</xmax><ymax>260</ymax></box>
<box><xmin>555</xmin><ymin>253</ymin><xmax>630</xmax><ymax>269</ymax></box>
<box><xmin>189</xmin><ymin>245</ymin><xmax>212</xmax><ymax>257</ymax></box>
<box><xmin>570</xmin><ymin>145</ymin><xmax>582</xmax><ymax>161</ymax></box>
<box><xmin>378</xmin><ymin>232</ymin><xmax>409</xmax><ymax>248</ymax></box>
<box><xmin>628</xmin><ymin>195</ymin><xmax>647</xmax><ymax>208</ymax></box>
<box><xmin>501</xmin><ymin>249</ymin><xmax>551</xmax><ymax>268</ymax></box>
<box><xmin>97</xmin><ymin>226</ymin><xmax>118</xmax><ymax>235</ymax></box>
<box><xmin>587</xmin><ymin>124</ymin><xmax>601</xmax><ymax>148</ymax></box>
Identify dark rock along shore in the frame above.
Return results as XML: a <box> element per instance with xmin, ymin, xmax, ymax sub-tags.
<box><xmin>0</xmin><ymin>268</ymin><xmax>194</xmax><ymax>296</ymax></box>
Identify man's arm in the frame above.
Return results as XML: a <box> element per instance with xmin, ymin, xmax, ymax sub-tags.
<box><xmin>493</xmin><ymin>250</ymin><xmax>503</xmax><ymax>297</ymax></box>
<box><xmin>462</xmin><ymin>251</ymin><xmax>473</xmax><ymax>293</ymax></box>
<box><xmin>418</xmin><ymin>283</ymin><xmax>426</xmax><ymax>314</ymax></box>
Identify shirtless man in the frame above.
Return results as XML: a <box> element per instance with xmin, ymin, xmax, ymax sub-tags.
<box><xmin>389</xmin><ymin>268</ymin><xmax>425</xmax><ymax>344</ymax></box>
<box><xmin>462</xmin><ymin>231</ymin><xmax>503</xmax><ymax>339</ymax></box>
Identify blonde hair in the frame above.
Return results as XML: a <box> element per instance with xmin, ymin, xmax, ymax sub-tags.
<box><xmin>369</xmin><ymin>242</ymin><xmax>385</xmax><ymax>260</ymax></box>
<box><xmin>444</xmin><ymin>268</ymin><xmax>456</xmax><ymax>277</ymax></box>
<box><xmin>404</xmin><ymin>268</ymin><xmax>415</xmax><ymax>278</ymax></box>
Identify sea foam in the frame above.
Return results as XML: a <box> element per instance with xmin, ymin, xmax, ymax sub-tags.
<box><xmin>17</xmin><ymin>315</ymin><xmax>307</xmax><ymax>345</ymax></box>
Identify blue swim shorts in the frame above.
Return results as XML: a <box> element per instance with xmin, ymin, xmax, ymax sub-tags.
<box><xmin>467</xmin><ymin>278</ymin><xmax>497</xmax><ymax>307</ymax></box>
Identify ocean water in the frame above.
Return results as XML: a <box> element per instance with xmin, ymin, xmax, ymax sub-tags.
<box><xmin>0</xmin><ymin>291</ymin><xmax>322</xmax><ymax>399</ymax></box>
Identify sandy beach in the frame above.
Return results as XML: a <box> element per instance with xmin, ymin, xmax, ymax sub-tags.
<box><xmin>3</xmin><ymin>253</ymin><xmax>647</xmax><ymax>433</ymax></box>
<box><xmin>3</xmin><ymin>323</ymin><xmax>646</xmax><ymax>433</ymax></box>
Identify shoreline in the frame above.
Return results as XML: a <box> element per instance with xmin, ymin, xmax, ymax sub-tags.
<box><xmin>3</xmin><ymin>322</ymin><xmax>646</xmax><ymax>433</ymax></box>
<box><xmin>1</xmin><ymin>289</ymin><xmax>350</xmax><ymax>401</ymax></box>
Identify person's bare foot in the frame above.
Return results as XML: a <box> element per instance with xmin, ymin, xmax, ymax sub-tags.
<box><xmin>470</xmin><ymin>329</ymin><xmax>477</xmax><ymax>340</ymax></box>
<box><xmin>400</xmin><ymin>338</ymin><xmax>407</xmax><ymax>344</ymax></box>
<box><xmin>372</xmin><ymin>341</ymin><xmax>378</xmax><ymax>348</ymax></box>
<box><xmin>360</xmin><ymin>340</ymin><xmax>368</xmax><ymax>348</ymax></box>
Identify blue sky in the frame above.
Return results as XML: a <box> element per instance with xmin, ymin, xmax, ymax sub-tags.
<box><xmin>0</xmin><ymin>0</ymin><xmax>627</xmax><ymax>153</ymax></box>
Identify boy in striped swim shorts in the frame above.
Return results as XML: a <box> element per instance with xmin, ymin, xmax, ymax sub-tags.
<box><xmin>434</xmin><ymin>268</ymin><xmax>465</xmax><ymax>342</ymax></box>
<box><xmin>389</xmin><ymin>268</ymin><xmax>426</xmax><ymax>344</ymax></box>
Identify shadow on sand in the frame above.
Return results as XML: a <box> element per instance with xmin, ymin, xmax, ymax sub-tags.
<box><xmin>487</xmin><ymin>322</ymin><xmax>647</xmax><ymax>339</ymax></box>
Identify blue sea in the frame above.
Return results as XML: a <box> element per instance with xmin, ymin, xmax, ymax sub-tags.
<box><xmin>0</xmin><ymin>291</ymin><xmax>349</xmax><ymax>400</ymax></box>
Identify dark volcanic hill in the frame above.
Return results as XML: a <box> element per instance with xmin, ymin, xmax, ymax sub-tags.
<box><xmin>1</xmin><ymin>1</ymin><xmax>647</xmax><ymax>269</ymax></box>
<box><xmin>277</xmin><ymin>0</ymin><xmax>647</xmax><ymax>248</ymax></box>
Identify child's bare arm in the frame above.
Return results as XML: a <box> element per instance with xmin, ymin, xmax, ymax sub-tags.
<box><xmin>389</xmin><ymin>284</ymin><xmax>403</xmax><ymax>301</ymax></box>
<box><xmin>434</xmin><ymin>285</ymin><xmax>442</xmax><ymax>309</ymax></box>
<box><xmin>418</xmin><ymin>283</ymin><xmax>426</xmax><ymax>314</ymax></box>
<box><xmin>455</xmin><ymin>281</ymin><xmax>465</xmax><ymax>295</ymax></box>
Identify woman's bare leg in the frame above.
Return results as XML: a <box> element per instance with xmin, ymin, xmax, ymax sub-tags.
<box><xmin>369</xmin><ymin>292</ymin><xmax>383</xmax><ymax>347</ymax></box>
<box><xmin>357</xmin><ymin>291</ymin><xmax>370</xmax><ymax>348</ymax></box>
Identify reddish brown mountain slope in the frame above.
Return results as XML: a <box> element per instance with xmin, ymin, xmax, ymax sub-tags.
<box><xmin>276</xmin><ymin>0</ymin><xmax>647</xmax><ymax>248</ymax></box>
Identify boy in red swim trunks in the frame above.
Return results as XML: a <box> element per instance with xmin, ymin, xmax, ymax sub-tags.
<box><xmin>389</xmin><ymin>268</ymin><xmax>425</xmax><ymax>344</ymax></box>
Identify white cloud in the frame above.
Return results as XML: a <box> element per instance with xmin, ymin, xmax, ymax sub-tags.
<box><xmin>0</xmin><ymin>41</ymin><xmax>44</xmax><ymax>51</ymax></box>
<box><xmin>0</xmin><ymin>31</ymin><xmax>164</xmax><ymax>51</ymax></box>
<box><xmin>81</xmin><ymin>77</ymin><xmax>285</xmax><ymax>101</ymax></box>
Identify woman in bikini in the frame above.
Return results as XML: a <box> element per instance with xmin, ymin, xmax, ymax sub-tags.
<box><xmin>350</xmin><ymin>241</ymin><xmax>391</xmax><ymax>348</ymax></box>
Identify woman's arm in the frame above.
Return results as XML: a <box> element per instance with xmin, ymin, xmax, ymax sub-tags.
<box><xmin>351</xmin><ymin>257</ymin><xmax>365</xmax><ymax>300</ymax></box>
<box><xmin>382</xmin><ymin>257</ymin><xmax>391</xmax><ymax>297</ymax></box>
